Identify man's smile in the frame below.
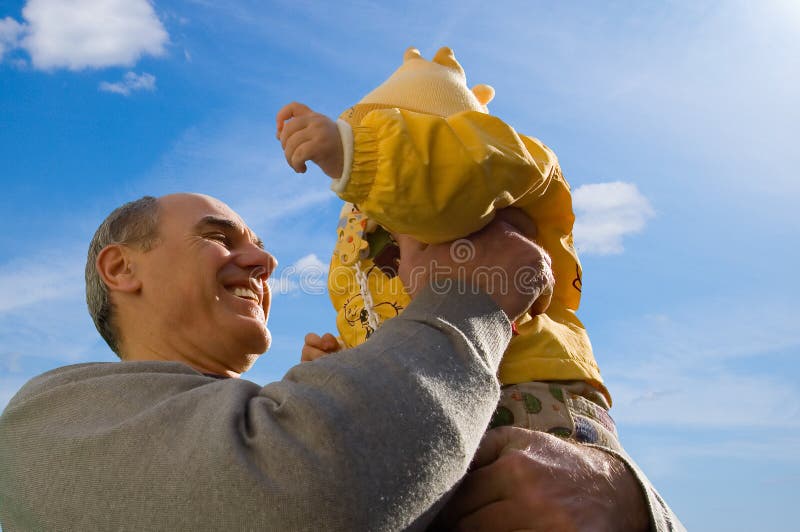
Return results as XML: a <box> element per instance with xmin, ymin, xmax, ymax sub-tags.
<box><xmin>227</xmin><ymin>285</ymin><xmax>260</xmax><ymax>303</ymax></box>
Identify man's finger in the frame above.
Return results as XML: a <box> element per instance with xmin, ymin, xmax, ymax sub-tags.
<box><xmin>393</xmin><ymin>233</ymin><xmax>427</xmax><ymax>258</ymax></box>
<box><xmin>451</xmin><ymin>500</ymin><xmax>539</xmax><ymax>532</ymax></box>
<box><xmin>434</xmin><ymin>459</ymin><xmax>511</xmax><ymax>526</ymax></box>
<box><xmin>276</xmin><ymin>102</ymin><xmax>313</xmax><ymax>136</ymax></box>
<box><xmin>494</xmin><ymin>207</ymin><xmax>537</xmax><ymax>240</ymax></box>
<box><xmin>470</xmin><ymin>426</ymin><xmax>516</xmax><ymax>469</ymax></box>
<box><xmin>528</xmin><ymin>282</ymin><xmax>553</xmax><ymax>316</ymax></box>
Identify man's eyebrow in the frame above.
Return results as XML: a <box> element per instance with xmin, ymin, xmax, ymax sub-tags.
<box><xmin>195</xmin><ymin>216</ymin><xmax>264</xmax><ymax>249</ymax></box>
<box><xmin>195</xmin><ymin>215</ymin><xmax>240</xmax><ymax>232</ymax></box>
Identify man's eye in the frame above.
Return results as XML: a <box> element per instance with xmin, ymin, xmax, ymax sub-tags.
<box><xmin>207</xmin><ymin>233</ymin><xmax>232</xmax><ymax>247</ymax></box>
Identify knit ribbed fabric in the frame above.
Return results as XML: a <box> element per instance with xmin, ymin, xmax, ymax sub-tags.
<box><xmin>339</xmin><ymin>47</ymin><xmax>494</xmax><ymax>125</ymax></box>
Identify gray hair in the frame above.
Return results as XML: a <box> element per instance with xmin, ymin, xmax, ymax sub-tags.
<box><xmin>85</xmin><ymin>196</ymin><xmax>161</xmax><ymax>356</ymax></box>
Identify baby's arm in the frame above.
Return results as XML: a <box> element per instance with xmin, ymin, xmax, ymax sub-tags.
<box><xmin>276</xmin><ymin>102</ymin><xmax>344</xmax><ymax>178</ymax></box>
<box><xmin>334</xmin><ymin>109</ymin><xmax>561</xmax><ymax>244</ymax></box>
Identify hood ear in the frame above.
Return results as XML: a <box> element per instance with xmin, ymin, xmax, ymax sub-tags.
<box><xmin>472</xmin><ymin>84</ymin><xmax>495</xmax><ymax>106</ymax></box>
<box><xmin>403</xmin><ymin>47</ymin><xmax>422</xmax><ymax>62</ymax></box>
<box><xmin>432</xmin><ymin>46</ymin><xmax>463</xmax><ymax>73</ymax></box>
<box><xmin>352</xmin><ymin>46</ymin><xmax>488</xmax><ymax>119</ymax></box>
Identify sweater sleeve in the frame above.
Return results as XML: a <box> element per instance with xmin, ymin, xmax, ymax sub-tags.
<box><xmin>337</xmin><ymin>108</ymin><xmax>559</xmax><ymax>244</ymax></box>
<box><xmin>0</xmin><ymin>287</ymin><xmax>510</xmax><ymax>532</ymax></box>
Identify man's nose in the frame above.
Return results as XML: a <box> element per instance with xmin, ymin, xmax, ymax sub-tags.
<box><xmin>238</xmin><ymin>244</ymin><xmax>278</xmax><ymax>279</ymax></box>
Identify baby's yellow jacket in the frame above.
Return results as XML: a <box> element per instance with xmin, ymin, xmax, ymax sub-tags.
<box><xmin>328</xmin><ymin>107</ymin><xmax>609</xmax><ymax>403</ymax></box>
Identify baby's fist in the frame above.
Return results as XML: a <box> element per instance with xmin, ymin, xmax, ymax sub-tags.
<box><xmin>301</xmin><ymin>332</ymin><xmax>342</xmax><ymax>362</ymax></box>
<box><xmin>276</xmin><ymin>102</ymin><xmax>343</xmax><ymax>178</ymax></box>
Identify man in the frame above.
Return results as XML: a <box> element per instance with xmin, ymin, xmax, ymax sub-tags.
<box><xmin>0</xmin><ymin>193</ymin><xmax>679</xmax><ymax>530</ymax></box>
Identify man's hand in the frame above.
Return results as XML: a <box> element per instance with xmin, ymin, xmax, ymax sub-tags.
<box><xmin>300</xmin><ymin>332</ymin><xmax>341</xmax><ymax>362</ymax></box>
<box><xmin>276</xmin><ymin>102</ymin><xmax>343</xmax><ymax>177</ymax></box>
<box><xmin>494</xmin><ymin>207</ymin><xmax>552</xmax><ymax>317</ymax></box>
<box><xmin>394</xmin><ymin>217</ymin><xmax>554</xmax><ymax>321</ymax></box>
<box><xmin>435</xmin><ymin>426</ymin><xmax>650</xmax><ymax>532</ymax></box>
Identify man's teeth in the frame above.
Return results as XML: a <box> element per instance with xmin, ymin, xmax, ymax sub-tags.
<box><xmin>231</xmin><ymin>287</ymin><xmax>259</xmax><ymax>301</ymax></box>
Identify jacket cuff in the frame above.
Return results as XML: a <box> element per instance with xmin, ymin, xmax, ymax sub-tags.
<box><xmin>330</xmin><ymin>119</ymin><xmax>354</xmax><ymax>194</ymax></box>
<box><xmin>336</xmin><ymin>123</ymin><xmax>379</xmax><ymax>205</ymax></box>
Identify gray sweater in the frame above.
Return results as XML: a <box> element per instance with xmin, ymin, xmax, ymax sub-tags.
<box><xmin>0</xmin><ymin>288</ymin><xmax>510</xmax><ymax>531</ymax></box>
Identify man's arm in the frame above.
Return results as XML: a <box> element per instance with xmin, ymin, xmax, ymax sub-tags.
<box><xmin>0</xmin><ymin>289</ymin><xmax>508</xmax><ymax>531</ymax></box>
<box><xmin>0</xmin><ymin>219</ymin><xmax>554</xmax><ymax>531</ymax></box>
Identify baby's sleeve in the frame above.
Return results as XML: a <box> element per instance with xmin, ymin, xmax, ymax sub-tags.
<box><xmin>336</xmin><ymin>109</ymin><xmax>558</xmax><ymax>243</ymax></box>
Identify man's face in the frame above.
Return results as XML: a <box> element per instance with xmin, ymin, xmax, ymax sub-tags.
<box><xmin>134</xmin><ymin>194</ymin><xmax>277</xmax><ymax>370</ymax></box>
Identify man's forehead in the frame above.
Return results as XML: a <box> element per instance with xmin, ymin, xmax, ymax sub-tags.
<box><xmin>159</xmin><ymin>193</ymin><xmax>259</xmax><ymax>241</ymax></box>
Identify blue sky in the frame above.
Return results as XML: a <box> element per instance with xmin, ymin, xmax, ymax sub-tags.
<box><xmin>1</xmin><ymin>1</ymin><xmax>798</xmax><ymax>529</ymax></box>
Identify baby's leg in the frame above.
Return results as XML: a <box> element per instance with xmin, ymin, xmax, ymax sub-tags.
<box><xmin>490</xmin><ymin>381</ymin><xmax>622</xmax><ymax>451</ymax></box>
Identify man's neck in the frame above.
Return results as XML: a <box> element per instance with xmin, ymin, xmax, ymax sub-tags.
<box><xmin>121</xmin><ymin>347</ymin><xmax>243</xmax><ymax>379</ymax></box>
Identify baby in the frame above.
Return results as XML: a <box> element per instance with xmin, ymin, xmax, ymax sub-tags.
<box><xmin>277</xmin><ymin>47</ymin><xmax>619</xmax><ymax>449</ymax></box>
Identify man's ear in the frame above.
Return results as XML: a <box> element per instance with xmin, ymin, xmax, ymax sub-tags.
<box><xmin>96</xmin><ymin>244</ymin><xmax>142</xmax><ymax>294</ymax></box>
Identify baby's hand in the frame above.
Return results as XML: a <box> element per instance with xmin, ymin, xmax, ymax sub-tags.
<box><xmin>276</xmin><ymin>102</ymin><xmax>343</xmax><ymax>178</ymax></box>
<box><xmin>301</xmin><ymin>332</ymin><xmax>342</xmax><ymax>362</ymax></box>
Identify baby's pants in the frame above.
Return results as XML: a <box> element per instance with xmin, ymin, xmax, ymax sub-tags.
<box><xmin>491</xmin><ymin>381</ymin><xmax>622</xmax><ymax>451</ymax></box>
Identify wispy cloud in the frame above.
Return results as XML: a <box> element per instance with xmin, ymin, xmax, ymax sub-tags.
<box><xmin>573</xmin><ymin>182</ymin><xmax>655</xmax><ymax>255</ymax></box>
<box><xmin>0</xmin><ymin>252</ymin><xmax>84</xmax><ymax>313</ymax></box>
<box><xmin>99</xmin><ymin>71</ymin><xmax>157</xmax><ymax>96</ymax></box>
<box><xmin>612</xmin><ymin>372</ymin><xmax>800</xmax><ymax>429</ymax></box>
<box><xmin>4</xmin><ymin>0</ymin><xmax>168</xmax><ymax>70</ymax></box>
<box><xmin>601</xmin><ymin>297</ymin><xmax>800</xmax><ymax>430</ymax></box>
<box><xmin>629</xmin><ymin>435</ymin><xmax>800</xmax><ymax>481</ymax></box>
<box><xmin>0</xmin><ymin>284</ymin><xmax>112</xmax><ymax>411</ymax></box>
<box><xmin>139</xmin><ymin>117</ymin><xmax>337</xmax><ymax>238</ymax></box>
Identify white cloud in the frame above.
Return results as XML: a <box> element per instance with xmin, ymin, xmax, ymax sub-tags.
<box><xmin>99</xmin><ymin>71</ymin><xmax>157</xmax><ymax>96</ymax></box>
<box><xmin>19</xmin><ymin>0</ymin><xmax>168</xmax><ymax>70</ymax></box>
<box><xmin>0</xmin><ymin>16</ymin><xmax>25</xmax><ymax>60</ymax></box>
<box><xmin>293</xmin><ymin>253</ymin><xmax>327</xmax><ymax>273</ymax></box>
<box><xmin>269</xmin><ymin>254</ymin><xmax>329</xmax><ymax>296</ymax></box>
<box><xmin>572</xmin><ymin>181</ymin><xmax>655</xmax><ymax>255</ymax></box>
<box><xmin>267</xmin><ymin>276</ymin><xmax>298</xmax><ymax>295</ymax></box>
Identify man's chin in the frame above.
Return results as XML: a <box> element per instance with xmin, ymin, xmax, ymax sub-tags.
<box><xmin>260</xmin><ymin>328</ymin><xmax>272</xmax><ymax>353</ymax></box>
<box><xmin>217</xmin><ymin>315</ymin><xmax>271</xmax><ymax>362</ymax></box>
<box><xmin>236</xmin><ymin>333</ymin><xmax>269</xmax><ymax>373</ymax></box>
<box><xmin>248</xmin><ymin>323</ymin><xmax>271</xmax><ymax>354</ymax></box>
